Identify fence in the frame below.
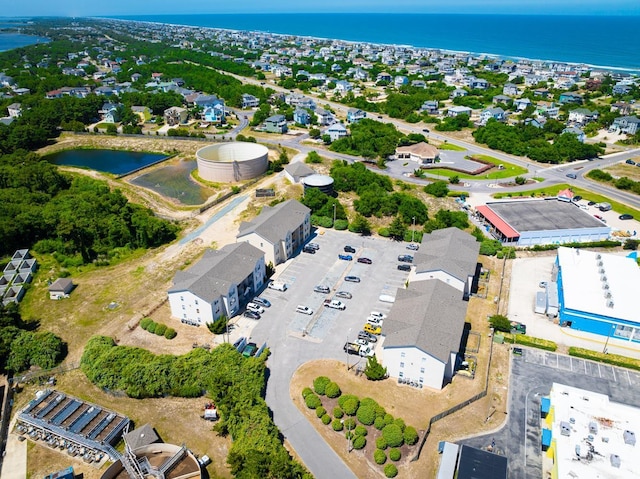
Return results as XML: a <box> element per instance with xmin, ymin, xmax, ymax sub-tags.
<box><xmin>11</xmin><ymin>361</ymin><xmax>80</xmax><ymax>385</ymax></box>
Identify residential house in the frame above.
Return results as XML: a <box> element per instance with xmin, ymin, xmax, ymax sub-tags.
<box><xmin>613</xmin><ymin>83</ymin><xmax>632</xmax><ymax>95</ymax></box>
<box><xmin>395</xmin><ymin>142</ymin><xmax>439</xmax><ymax>167</ymax></box>
<box><xmin>99</xmin><ymin>102</ymin><xmax>122</xmax><ymax>123</ymax></box>
<box><xmin>264</xmin><ymin>114</ymin><xmax>288</xmax><ymax>134</ymax></box>
<box><xmin>492</xmin><ymin>95</ymin><xmax>511</xmax><ymax>105</ymax></box>
<box><xmin>335</xmin><ymin>80</ymin><xmax>353</xmax><ymax>93</ymax></box>
<box><xmin>326</xmin><ymin>122</ymin><xmax>349</xmax><ymax>142</ymax></box>
<box><xmin>131</xmin><ymin>73</ymin><xmax>142</xmax><ymax>83</ymax></box>
<box><xmin>164</xmin><ymin>106</ymin><xmax>188</xmax><ymax>126</ymax></box>
<box><xmin>447</xmin><ymin>106</ymin><xmax>472</xmax><ymax>118</ymax></box>
<box><xmin>346</xmin><ymin>108</ymin><xmax>366</xmax><ymax>123</ymax></box>
<box><xmin>568</xmin><ymin>108</ymin><xmax>598</xmax><ymax>125</ymax></box>
<box><xmin>241</xmin><ymin>94</ymin><xmax>260</xmax><ymax>109</ymax></box>
<box><xmin>284</xmin><ymin>162</ymin><xmax>315</xmax><ymax>184</ymax></box>
<box><xmin>558</xmin><ymin>92</ymin><xmax>583</xmax><ymax>105</ymax></box>
<box><xmin>411</xmin><ymin>80</ymin><xmax>426</xmax><ymax>89</ymax></box>
<box><xmin>514</xmin><ymin>98</ymin><xmax>532</xmax><ymax>111</ymax></box>
<box><xmin>502</xmin><ymin>83</ymin><xmax>519</xmax><ymax>96</ymax></box>
<box><xmin>293</xmin><ymin>108</ymin><xmax>311</xmax><ymax>126</ymax></box>
<box><xmin>7</xmin><ymin>103</ymin><xmax>22</xmax><ymax>118</ymax></box>
<box><xmin>131</xmin><ymin>106</ymin><xmax>152</xmax><ymax>122</ymax></box>
<box><xmin>394</xmin><ymin>75</ymin><xmax>409</xmax><ymax>87</ymax></box>
<box><xmin>48</xmin><ymin>278</ymin><xmax>74</xmax><ymax>300</ymax></box>
<box><xmin>236</xmin><ymin>199</ymin><xmax>311</xmax><ymax>266</ymax></box>
<box><xmin>612</xmin><ymin>116</ymin><xmax>640</xmax><ymax>135</ymax></box>
<box><xmin>420</xmin><ymin>100</ymin><xmax>439</xmax><ymax>115</ymax></box>
<box><xmin>94</xmin><ymin>86</ymin><xmax>114</xmax><ymax>97</ymax></box>
<box><xmin>562</xmin><ymin>126</ymin><xmax>586</xmax><ymax>143</ymax></box>
<box><xmin>524</xmin><ymin>117</ymin><xmax>544</xmax><ymax>129</ymax></box>
<box><xmin>610</xmin><ymin>102</ymin><xmax>633</xmax><ymax>116</ymax></box>
<box><xmin>168</xmin><ymin>242</ymin><xmax>266</xmax><ymax>324</ymax></box>
<box><xmin>536</xmin><ymin>102</ymin><xmax>560</xmax><ymax>119</ymax></box>
<box><xmin>315</xmin><ymin>108</ymin><xmax>334</xmax><ymax>126</ymax></box>
<box><xmin>377</xmin><ymin>72</ymin><xmax>392</xmax><ymax>83</ymax></box>
<box><xmin>533</xmin><ymin>88</ymin><xmax>550</xmax><ymax>98</ymax></box>
<box><xmin>450</xmin><ymin>88</ymin><xmax>468</xmax><ymax>99</ymax></box>
<box><xmin>468</xmin><ymin>77</ymin><xmax>489</xmax><ymax>90</ymax></box>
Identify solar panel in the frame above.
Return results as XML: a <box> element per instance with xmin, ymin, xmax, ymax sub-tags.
<box><xmin>36</xmin><ymin>393</ymin><xmax>65</xmax><ymax>419</ymax></box>
<box><xmin>87</xmin><ymin>413</ymin><xmax>115</xmax><ymax>440</ymax></box>
<box><xmin>51</xmin><ymin>400</ymin><xmax>82</xmax><ymax>426</ymax></box>
<box><xmin>69</xmin><ymin>406</ymin><xmax>101</xmax><ymax>434</ymax></box>
<box><xmin>23</xmin><ymin>390</ymin><xmax>53</xmax><ymax>414</ymax></box>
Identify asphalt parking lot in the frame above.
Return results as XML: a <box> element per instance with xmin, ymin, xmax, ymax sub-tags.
<box><xmin>461</xmin><ymin>347</ymin><xmax>640</xmax><ymax>479</ymax></box>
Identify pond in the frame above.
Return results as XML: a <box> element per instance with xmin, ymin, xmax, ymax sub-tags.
<box><xmin>46</xmin><ymin>149</ymin><xmax>168</xmax><ymax>175</ymax></box>
<box><xmin>131</xmin><ymin>160</ymin><xmax>214</xmax><ymax>206</ymax></box>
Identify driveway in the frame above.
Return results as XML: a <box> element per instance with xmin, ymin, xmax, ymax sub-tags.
<box><xmin>461</xmin><ymin>348</ymin><xmax>640</xmax><ymax>479</ymax></box>
<box><xmin>239</xmin><ymin>229</ymin><xmax>413</xmax><ymax>479</ymax></box>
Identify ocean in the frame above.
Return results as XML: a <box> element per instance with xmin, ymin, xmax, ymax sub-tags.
<box><xmin>0</xmin><ymin>33</ymin><xmax>49</xmax><ymax>52</ymax></box>
<box><xmin>109</xmin><ymin>14</ymin><xmax>640</xmax><ymax>73</ymax></box>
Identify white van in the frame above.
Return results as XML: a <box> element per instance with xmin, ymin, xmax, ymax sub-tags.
<box><xmin>268</xmin><ymin>281</ymin><xmax>287</xmax><ymax>291</ymax></box>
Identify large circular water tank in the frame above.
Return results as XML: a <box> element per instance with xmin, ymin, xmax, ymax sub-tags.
<box><xmin>197</xmin><ymin>142</ymin><xmax>269</xmax><ymax>182</ymax></box>
<box><xmin>303</xmin><ymin>174</ymin><xmax>334</xmax><ymax>196</ymax></box>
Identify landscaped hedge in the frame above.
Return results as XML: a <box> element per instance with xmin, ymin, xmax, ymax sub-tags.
<box><xmin>314</xmin><ymin>376</ymin><xmax>331</xmax><ymax>395</ymax></box>
<box><xmin>374</xmin><ymin>416</ymin><xmax>386</xmax><ymax>430</ymax></box>
<box><xmin>404</xmin><ymin>425</ymin><xmax>419</xmax><ymax>445</ymax></box>
<box><xmin>338</xmin><ymin>394</ymin><xmax>360</xmax><ymax>415</ymax></box>
<box><xmin>164</xmin><ymin>328</ymin><xmax>177</xmax><ymax>339</ymax></box>
<box><xmin>155</xmin><ymin>324</ymin><xmax>167</xmax><ymax>336</ymax></box>
<box><xmin>382</xmin><ymin>424</ymin><xmax>404</xmax><ymax>448</ymax></box>
<box><xmin>504</xmin><ymin>333</ymin><xmax>557</xmax><ymax>351</ymax></box>
<box><xmin>352</xmin><ymin>435</ymin><xmax>366</xmax><ymax>450</ymax></box>
<box><xmin>354</xmin><ymin>425</ymin><xmax>368</xmax><ymax>437</ymax></box>
<box><xmin>325</xmin><ymin>381</ymin><xmax>341</xmax><ymax>398</ymax></box>
<box><xmin>374</xmin><ymin>449</ymin><xmax>387</xmax><ymax>465</ymax></box>
<box><xmin>321</xmin><ymin>414</ymin><xmax>332</xmax><ymax>425</ymax></box>
<box><xmin>305</xmin><ymin>393</ymin><xmax>322</xmax><ymax>409</ymax></box>
<box><xmin>334</xmin><ymin>219</ymin><xmax>349</xmax><ymax>231</ymax></box>
<box><xmin>527</xmin><ymin>240</ymin><xmax>621</xmax><ymax>251</ymax></box>
<box><xmin>569</xmin><ymin>347</ymin><xmax>640</xmax><ymax>371</ymax></box>
<box><xmin>384</xmin><ymin>463</ymin><xmax>398</xmax><ymax>478</ymax></box>
<box><xmin>316</xmin><ymin>406</ymin><xmax>326</xmax><ymax>418</ymax></box>
<box><xmin>333</xmin><ymin>407</ymin><xmax>344</xmax><ymax>419</ymax></box>
<box><xmin>302</xmin><ymin>387</ymin><xmax>313</xmax><ymax>398</ymax></box>
<box><xmin>140</xmin><ymin>318</ymin><xmax>175</xmax><ymax>340</ymax></box>
<box><xmin>376</xmin><ymin>436</ymin><xmax>388</xmax><ymax>450</ymax></box>
<box><xmin>332</xmin><ymin>419</ymin><xmax>344</xmax><ymax>431</ymax></box>
<box><xmin>356</xmin><ymin>405</ymin><xmax>376</xmax><ymax>425</ymax></box>
<box><xmin>389</xmin><ymin>448</ymin><xmax>401</xmax><ymax>461</ymax></box>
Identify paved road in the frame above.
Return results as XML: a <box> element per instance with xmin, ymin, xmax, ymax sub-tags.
<box><xmin>461</xmin><ymin>348</ymin><xmax>640</xmax><ymax>479</ymax></box>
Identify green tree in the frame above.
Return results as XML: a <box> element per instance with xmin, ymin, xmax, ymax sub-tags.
<box><xmin>348</xmin><ymin>213</ymin><xmax>372</xmax><ymax>235</ymax></box>
<box><xmin>388</xmin><ymin>216</ymin><xmax>407</xmax><ymax>241</ymax></box>
<box><xmin>424</xmin><ymin>180</ymin><xmax>449</xmax><ymax>197</ymax></box>
<box><xmin>364</xmin><ymin>355</ymin><xmax>387</xmax><ymax>380</ymax></box>
<box><xmin>489</xmin><ymin>314</ymin><xmax>512</xmax><ymax>333</ymax></box>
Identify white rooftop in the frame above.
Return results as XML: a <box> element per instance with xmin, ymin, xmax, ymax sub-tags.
<box><xmin>557</xmin><ymin>247</ymin><xmax>639</xmax><ymax>324</ymax></box>
<box><xmin>549</xmin><ymin>383</ymin><xmax>640</xmax><ymax>479</ymax></box>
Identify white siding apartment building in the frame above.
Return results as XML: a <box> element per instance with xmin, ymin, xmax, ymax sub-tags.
<box><xmin>236</xmin><ymin>199</ymin><xmax>311</xmax><ymax>266</ymax></box>
<box><xmin>168</xmin><ymin>242</ymin><xmax>266</xmax><ymax>324</ymax></box>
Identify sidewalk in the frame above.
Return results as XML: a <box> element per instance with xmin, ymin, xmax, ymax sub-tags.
<box><xmin>0</xmin><ymin>431</ymin><xmax>27</xmax><ymax>479</ymax></box>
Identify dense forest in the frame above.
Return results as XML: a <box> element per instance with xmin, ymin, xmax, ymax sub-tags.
<box><xmin>81</xmin><ymin>336</ymin><xmax>310</xmax><ymax>479</ymax></box>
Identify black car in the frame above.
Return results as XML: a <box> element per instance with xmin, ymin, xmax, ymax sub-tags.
<box><xmin>398</xmin><ymin>254</ymin><xmax>413</xmax><ymax>263</ymax></box>
<box><xmin>357</xmin><ymin>257</ymin><xmax>372</xmax><ymax>264</ymax></box>
<box><xmin>303</xmin><ymin>246</ymin><xmax>316</xmax><ymax>254</ymax></box>
<box><xmin>344</xmin><ymin>245</ymin><xmax>356</xmax><ymax>253</ymax></box>
<box><xmin>619</xmin><ymin>214</ymin><xmax>634</xmax><ymax>220</ymax></box>
<box><xmin>588</xmin><ymin>201</ymin><xmax>596</xmax><ymax>206</ymax></box>
<box><xmin>397</xmin><ymin>264</ymin><xmax>411</xmax><ymax>271</ymax></box>
<box><xmin>513</xmin><ymin>347</ymin><xmax>523</xmax><ymax>356</ymax></box>
<box><xmin>243</xmin><ymin>310</ymin><xmax>261</xmax><ymax>320</ymax></box>
<box><xmin>345</xmin><ymin>275</ymin><xmax>360</xmax><ymax>283</ymax></box>
<box><xmin>572</xmin><ymin>195</ymin><xmax>582</xmax><ymax>202</ymax></box>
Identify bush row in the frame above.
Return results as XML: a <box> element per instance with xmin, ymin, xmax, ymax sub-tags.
<box><xmin>569</xmin><ymin>347</ymin><xmax>640</xmax><ymax>371</ymax></box>
<box><xmin>140</xmin><ymin>318</ymin><xmax>177</xmax><ymax>339</ymax></box>
<box><xmin>503</xmin><ymin>333</ymin><xmax>557</xmax><ymax>352</ymax></box>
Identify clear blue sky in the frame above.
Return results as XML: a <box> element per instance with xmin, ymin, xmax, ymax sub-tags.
<box><xmin>3</xmin><ymin>0</ymin><xmax>639</xmax><ymax>17</ymax></box>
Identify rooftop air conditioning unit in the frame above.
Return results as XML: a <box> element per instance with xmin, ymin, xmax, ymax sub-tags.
<box><xmin>599</xmin><ymin>268</ymin><xmax>605</xmax><ymax>274</ymax></box>
<box><xmin>597</xmin><ymin>260</ymin><xmax>603</xmax><ymax>267</ymax></box>
<box><xmin>605</xmin><ymin>291</ymin><xmax>611</xmax><ymax>298</ymax></box>
<box><xmin>596</xmin><ymin>254</ymin><xmax>602</xmax><ymax>259</ymax></box>
<box><xmin>603</xmin><ymin>283</ymin><xmax>609</xmax><ymax>290</ymax></box>
<box><xmin>601</xmin><ymin>275</ymin><xmax>607</xmax><ymax>282</ymax></box>
<box><xmin>607</xmin><ymin>301</ymin><xmax>614</xmax><ymax>308</ymax></box>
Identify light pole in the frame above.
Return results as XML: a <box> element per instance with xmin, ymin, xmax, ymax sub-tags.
<box><xmin>411</xmin><ymin>216</ymin><xmax>416</xmax><ymax>243</ymax></box>
<box><xmin>341</xmin><ymin>419</ymin><xmax>352</xmax><ymax>453</ymax></box>
<box><xmin>603</xmin><ymin>323</ymin><xmax>615</xmax><ymax>354</ymax></box>
<box><xmin>346</xmin><ymin>329</ymin><xmax>351</xmax><ymax>371</ymax></box>
<box><xmin>333</xmin><ymin>203</ymin><xmax>337</xmax><ymax>227</ymax></box>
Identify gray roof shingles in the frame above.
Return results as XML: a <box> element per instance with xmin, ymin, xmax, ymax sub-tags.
<box><xmin>413</xmin><ymin>227</ymin><xmax>480</xmax><ymax>283</ymax></box>
<box><xmin>237</xmin><ymin>199</ymin><xmax>310</xmax><ymax>246</ymax></box>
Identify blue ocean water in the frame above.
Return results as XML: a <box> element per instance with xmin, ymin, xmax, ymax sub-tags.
<box><xmin>0</xmin><ymin>33</ymin><xmax>49</xmax><ymax>52</ymax></box>
<box><xmin>111</xmin><ymin>14</ymin><xmax>640</xmax><ymax>72</ymax></box>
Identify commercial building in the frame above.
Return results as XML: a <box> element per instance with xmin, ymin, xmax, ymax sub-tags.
<box><xmin>168</xmin><ymin>242</ymin><xmax>266</xmax><ymax>324</ymax></box>
<box><xmin>556</xmin><ymin>247</ymin><xmax>640</xmax><ymax>343</ymax></box>
<box><xmin>394</xmin><ymin>142</ymin><xmax>439</xmax><ymax>167</ymax></box>
<box><xmin>476</xmin><ymin>199</ymin><xmax>610</xmax><ymax>246</ymax></box>
<box><xmin>543</xmin><ymin>383</ymin><xmax>640</xmax><ymax>479</ymax></box>
<box><xmin>236</xmin><ymin>199</ymin><xmax>311</xmax><ymax>266</ymax></box>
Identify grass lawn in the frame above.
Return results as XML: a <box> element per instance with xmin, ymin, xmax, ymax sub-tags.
<box><xmin>493</xmin><ymin>183</ymin><xmax>640</xmax><ymax>217</ymax></box>
<box><xmin>438</xmin><ymin>142</ymin><xmax>466</xmax><ymax>151</ymax></box>
<box><xmin>426</xmin><ymin>154</ymin><xmax>528</xmax><ymax>180</ymax></box>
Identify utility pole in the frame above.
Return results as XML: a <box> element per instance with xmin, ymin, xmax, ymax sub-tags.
<box><xmin>333</xmin><ymin>203</ymin><xmax>337</xmax><ymax>226</ymax></box>
<box><xmin>411</xmin><ymin>216</ymin><xmax>416</xmax><ymax>243</ymax></box>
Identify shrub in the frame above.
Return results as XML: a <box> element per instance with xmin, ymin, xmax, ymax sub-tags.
<box><xmin>140</xmin><ymin>318</ymin><xmax>152</xmax><ymax>330</ymax></box>
<box><xmin>375</xmin><ymin>405</ymin><xmax>387</xmax><ymax>418</ymax></box>
<box><xmin>389</xmin><ymin>448</ymin><xmax>401</xmax><ymax>461</ymax></box>
<box><xmin>354</xmin><ymin>425</ymin><xmax>368</xmax><ymax>437</ymax></box>
<box><xmin>325</xmin><ymin>381</ymin><xmax>342</xmax><ymax>398</ymax></box>
<box><xmin>352</xmin><ymin>435</ymin><xmax>366</xmax><ymax>450</ymax></box>
<box><xmin>321</xmin><ymin>414</ymin><xmax>332</xmax><ymax>425</ymax></box>
<box><xmin>313</xmin><ymin>376</ymin><xmax>331</xmax><ymax>395</ymax></box>
<box><xmin>404</xmin><ymin>425</ymin><xmax>419</xmax><ymax>445</ymax></box>
<box><xmin>384</xmin><ymin>464</ymin><xmax>398</xmax><ymax>478</ymax></box>
<box><xmin>374</xmin><ymin>417</ymin><xmax>386</xmax><ymax>430</ymax></box>
<box><xmin>164</xmin><ymin>328</ymin><xmax>177</xmax><ymax>340</ymax></box>
<box><xmin>360</xmin><ymin>397</ymin><xmax>380</xmax><ymax>410</ymax></box>
<box><xmin>305</xmin><ymin>393</ymin><xmax>322</xmax><ymax>409</ymax></box>
<box><xmin>376</xmin><ymin>436</ymin><xmax>388</xmax><ymax>450</ymax></box>
<box><xmin>356</xmin><ymin>405</ymin><xmax>376</xmax><ymax>426</ymax></box>
<box><xmin>569</xmin><ymin>347</ymin><xmax>640</xmax><ymax>371</ymax></box>
<box><xmin>393</xmin><ymin>418</ymin><xmax>406</xmax><ymax>432</ymax></box>
<box><xmin>333</xmin><ymin>219</ymin><xmax>349</xmax><ymax>230</ymax></box>
<box><xmin>333</xmin><ymin>407</ymin><xmax>344</xmax><ymax>419</ymax></box>
<box><xmin>332</xmin><ymin>419</ymin><xmax>344</xmax><ymax>431</ymax></box>
<box><xmin>342</xmin><ymin>417</ymin><xmax>356</xmax><ymax>431</ymax></box>
<box><xmin>316</xmin><ymin>406</ymin><xmax>326</xmax><ymax>418</ymax></box>
<box><xmin>338</xmin><ymin>395</ymin><xmax>360</xmax><ymax>416</ymax></box>
<box><xmin>154</xmin><ymin>324</ymin><xmax>167</xmax><ymax>336</ymax></box>
<box><xmin>378</xmin><ymin>227</ymin><xmax>390</xmax><ymax>237</ymax></box>
<box><xmin>383</xmin><ymin>413</ymin><xmax>395</xmax><ymax>426</ymax></box>
<box><xmin>374</xmin><ymin>449</ymin><xmax>387</xmax><ymax>464</ymax></box>
<box><xmin>302</xmin><ymin>387</ymin><xmax>313</xmax><ymax>399</ymax></box>
<box><xmin>146</xmin><ymin>322</ymin><xmax>157</xmax><ymax>334</ymax></box>
<box><xmin>382</xmin><ymin>424</ymin><xmax>404</xmax><ymax>448</ymax></box>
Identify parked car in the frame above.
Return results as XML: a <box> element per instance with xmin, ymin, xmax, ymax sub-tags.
<box><xmin>510</xmin><ymin>321</ymin><xmax>526</xmax><ymax>335</ymax></box>
<box><xmin>242</xmin><ymin>343</ymin><xmax>257</xmax><ymax>358</ymax></box>
<box><xmin>619</xmin><ymin>214</ymin><xmax>634</xmax><ymax>220</ymax></box>
<box><xmin>626</xmin><ymin>159</ymin><xmax>636</xmax><ymax>165</ymax></box>
<box><xmin>359</xmin><ymin>346</ymin><xmax>374</xmax><ymax>357</ymax></box>
<box><xmin>367</xmin><ymin>316</ymin><xmax>383</xmax><ymax>326</ymax></box>
<box><xmin>247</xmin><ymin>302</ymin><xmax>265</xmax><ymax>314</ymax></box>
<box><xmin>566</xmin><ymin>172</ymin><xmax>577</xmax><ymax>179</ymax></box>
<box><xmin>314</xmin><ymin>285</ymin><xmax>331</xmax><ymax>294</ymax></box>
<box><xmin>345</xmin><ymin>275</ymin><xmax>360</xmax><ymax>283</ymax></box>
<box><xmin>252</xmin><ymin>297</ymin><xmax>271</xmax><ymax>308</ymax></box>
<box><xmin>303</xmin><ymin>246</ymin><xmax>316</xmax><ymax>254</ymax></box>
<box><xmin>363</xmin><ymin>323</ymin><xmax>382</xmax><ymax>335</ymax></box>
<box><xmin>335</xmin><ymin>291</ymin><xmax>352</xmax><ymax>299</ymax></box>
<box><xmin>344</xmin><ymin>245</ymin><xmax>356</xmax><ymax>253</ymax></box>
<box><xmin>406</xmin><ymin>243</ymin><xmax>419</xmax><ymax>251</ymax></box>
<box><xmin>357</xmin><ymin>257</ymin><xmax>372</xmax><ymax>264</ymax></box>
<box><xmin>268</xmin><ymin>281</ymin><xmax>287</xmax><ymax>291</ymax></box>
<box><xmin>370</xmin><ymin>311</ymin><xmax>387</xmax><ymax>320</ymax></box>
<box><xmin>296</xmin><ymin>305</ymin><xmax>313</xmax><ymax>315</ymax></box>
<box><xmin>513</xmin><ymin>347</ymin><xmax>523</xmax><ymax>356</ymax></box>
<box><xmin>398</xmin><ymin>254</ymin><xmax>413</xmax><ymax>263</ymax></box>
<box><xmin>572</xmin><ymin>195</ymin><xmax>582</xmax><ymax>202</ymax></box>
<box><xmin>358</xmin><ymin>330</ymin><xmax>378</xmax><ymax>343</ymax></box>
<box><xmin>356</xmin><ymin>338</ymin><xmax>371</xmax><ymax>347</ymax></box>
<box><xmin>587</xmin><ymin>201</ymin><xmax>596</xmax><ymax>206</ymax></box>
<box><xmin>307</xmin><ymin>242</ymin><xmax>320</xmax><ymax>250</ymax></box>
<box><xmin>324</xmin><ymin>299</ymin><xmax>346</xmax><ymax>310</ymax></box>
<box><xmin>338</xmin><ymin>254</ymin><xmax>353</xmax><ymax>261</ymax></box>
<box><xmin>233</xmin><ymin>336</ymin><xmax>247</xmax><ymax>349</ymax></box>
<box><xmin>243</xmin><ymin>310</ymin><xmax>261</xmax><ymax>320</ymax></box>
<box><xmin>397</xmin><ymin>264</ymin><xmax>411</xmax><ymax>272</ymax></box>
<box><xmin>594</xmin><ymin>215</ymin><xmax>606</xmax><ymax>223</ymax></box>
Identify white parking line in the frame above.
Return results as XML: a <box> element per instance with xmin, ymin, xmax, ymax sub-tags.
<box><xmin>612</xmin><ymin>366</ymin><xmax>616</xmax><ymax>382</ymax></box>
<box><xmin>598</xmin><ymin>363</ymin><xmax>602</xmax><ymax>378</ymax></box>
<box><xmin>626</xmin><ymin>370</ymin><xmax>632</xmax><ymax>386</ymax></box>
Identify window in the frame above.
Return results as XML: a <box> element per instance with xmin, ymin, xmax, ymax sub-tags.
<box><xmin>183</xmin><ymin>313</ymin><xmax>186</xmax><ymax>319</ymax></box>
<box><xmin>180</xmin><ymin>296</ymin><xmax>184</xmax><ymax>301</ymax></box>
<box><xmin>400</xmin><ymin>352</ymin><xmax>406</xmax><ymax>358</ymax></box>
<box><xmin>420</xmin><ymin>367</ymin><xmax>425</xmax><ymax>374</ymax></box>
<box><xmin>195</xmin><ymin>299</ymin><xmax>198</xmax><ymax>305</ymax></box>
<box><xmin>421</xmin><ymin>357</ymin><xmax>426</xmax><ymax>363</ymax></box>
<box><xmin>400</xmin><ymin>362</ymin><xmax>405</xmax><ymax>368</ymax></box>
<box><xmin>196</xmin><ymin>309</ymin><xmax>200</xmax><ymax>314</ymax></box>
<box><xmin>181</xmin><ymin>305</ymin><xmax>185</xmax><ymax>310</ymax></box>
<box><xmin>419</xmin><ymin>377</ymin><xmax>424</xmax><ymax>383</ymax></box>
<box><xmin>399</xmin><ymin>371</ymin><xmax>404</xmax><ymax>378</ymax></box>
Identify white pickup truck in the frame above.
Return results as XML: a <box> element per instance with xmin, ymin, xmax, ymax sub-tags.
<box><xmin>324</xmin><ymin>299</ymin><xmax>346</xmax><ymax>310</ymax></box>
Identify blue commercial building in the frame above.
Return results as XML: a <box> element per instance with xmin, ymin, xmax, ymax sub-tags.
<box><xmin>556</xmin><ymin>247</ymin><xmax>640</xmax><ymax>343</ymax></box>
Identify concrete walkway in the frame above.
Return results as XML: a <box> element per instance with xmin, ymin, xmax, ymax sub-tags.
<box><xmin>1</xmin><ymin>432</ymin><xmax>27</xmax><ymax>479</ymax></box>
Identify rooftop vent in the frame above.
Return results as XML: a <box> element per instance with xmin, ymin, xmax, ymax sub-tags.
<box><xmin>607</xmin><ymin>300</ymin><xmax>615</xmax><ymax>308</ymax></box>
<box><xmin>597</xmin><ymin>260</ymin><xmax>603</xmax><ymax>267</ymax></box>
<box><xmin>596</xmin><ymin>254</ymin><xmax>602</xmax><ymax>259</ymax></box>
<box><xmin>601</xmin><ymin>275</ymin><xmax>608</xmax><ymax>282</ymax></box>
<box><xmin>603</xmin><ymin>283</ymin><xmax>609</xmax><ymax>290</ymax></box>
<box><xmin>624</xmin><ymin>430</ymin><xmax>636</xmax><ymax>446</ymax></box>
<box><xmin>599</xmin><ymin>268</ymin><xmax>605</xmax><ymax>274</ymax></box>
<box><xmin>605</xmin><ymin>292</ymin><xmax>611</xmax><ymax>299</ymax></box>
<box><xmin>611</xmin><ymin>454</ymin><xmax>621</xmax><ymax>468</ymax></box>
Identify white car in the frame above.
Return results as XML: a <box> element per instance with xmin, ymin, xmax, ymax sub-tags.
<box><xmin>356</xmin><ymin>338</ymin><xmax>370</xmax><ymax>347</ymax></box>
<box><xmin>296</xmin><ymin>305</ymin><xmax>313</xmax><ymax>315</ymax></box>
<box><xmin>358</xmin><ymin>346</ymin><xmax>374</xmax><ymax>357</ymax></box>
<box><xmin>247</xmin><ymin>302</ymin><xmax>265</xmax><ymax>314</ymax></box>
<box><xmin>367</xmin><ymin>316</ymin><xmax>383</xmax><ymax>326</ymax></box>
<box><xmin>324</xmin><ymin>299</ymin><xmax>346</xmax><ymax>310</ymax></box>
<box><xmin>370</xmin><ymin>311</ymin><xmax>387</xmax><ymax>320</ymax></box>
<box><xmin>268</xmin><ymin>281</ymin><xmax>287</xmax><ymax>291</ymax></box>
